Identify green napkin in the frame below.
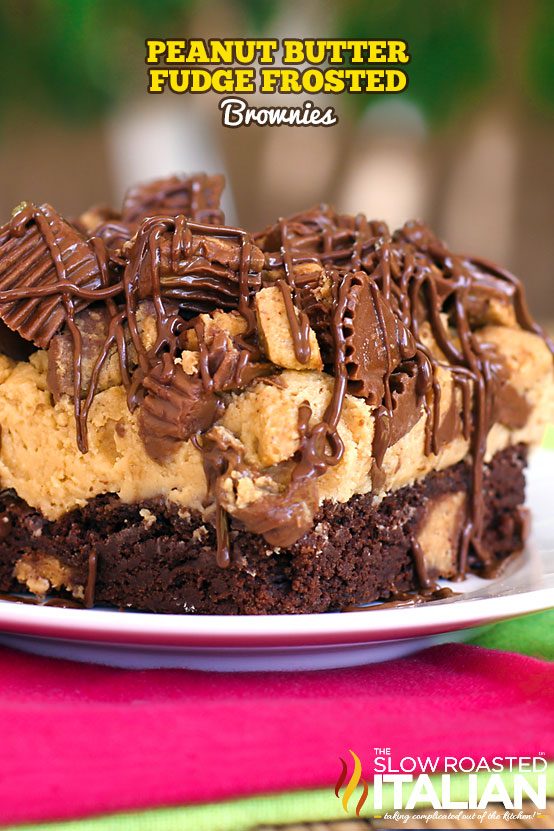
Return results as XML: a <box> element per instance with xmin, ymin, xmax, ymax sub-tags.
<box><xmin>543</xmin><ymin>424</ymin><xmax>554</xmax><ymax>450</ymax></box>
<box><xmin>9</xmin><ymin>765</ymin><xmax>554</xmax><ymax>831</ymax></box>
<box><xmin>471</xmin><ymin>609</ymin><xmax>554</xmax><ymax>660</ymax></box>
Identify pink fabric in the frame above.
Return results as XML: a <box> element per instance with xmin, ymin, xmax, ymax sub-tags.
<box><xmin>0</xmin><ymin>643</ymin><xmax>552</xmax><ymax>825</ymax></box>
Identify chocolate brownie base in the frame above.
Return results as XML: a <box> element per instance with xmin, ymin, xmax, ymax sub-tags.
<box><xmin>0</xmin><ymin>445</ymin><xmax>527</xmax><ymax>614</ymax></box>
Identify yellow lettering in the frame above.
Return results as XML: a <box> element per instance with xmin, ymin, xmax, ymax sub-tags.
<box><xmin>233</xmin><ymin>68</ymin><xmax>256</xmax><ymax>93</ymax></box>
<box><xmin>386</xmin><ymin>69</ymin><xmax>408</xmax><ymax>91</ymax></box>
<box><xmin>169</xmin><ymin>69</ymin><xmax>192</xmax><ymax>93</ymax></box>
<box><xmin>258</xmin><ymin>40</ymin><xmax>279</xmax><ymax>63</ymax></box>
<box><xmin>187</xmin><ymin>40</ymin><xmax>210</xmax><ymax>63</ymax></box>
<box><xmin>301</xmin><ymin>68</ymin><xmax>324</xmax><ymax>93</ymax></box>
<box><xmin>210</xmin><ymin>68</ymin><xmax>255</xmax><ymax>93</ymax></box>
<box><xmin>365</xmin><ymin>69</ymin><xmax>386</xmax><ymax>92</ymax></box>
<box><xmin>367</xmin><ymin>41</ymin><xmax>387</xmax><ymax>62</ymax></box>
<box><xmin>283</xmin><ymin>40</ymin><xmax>304</xmax><ymax>64</ymax></box>
<box><xmin>324</xmin><ymin>69</ymin><xmax>345</xmax><ymax>93</ymax></box>
<box><xmin>235</xmin><ymin>40</ymin><xmax>255</xmax><ymax>64</ymax></box>
<box><xmin>388</xmin><ymin>41</ymin><xmax>410</xmax><ymax>63</ymax></box>
<box><xmin>166</xmin><ymin>40</ymin><xmax>186</xmax><ymax>63</ymax></box>
<box><xmin>304</xmin><ymin>39</ymin><xmax>325</xmax><ymax>64</ymax></box>
<box><xmin>146</xmin><ymin>40</ymin><xmax>167</xmax><ymax>64</ymax></box>
<box><xmin>278</xmin><ymin>68</ymin><xmax>302</xmax><ymax>93</ymax></box>
<box><xmin>327</xmin><ymin>40</ymin><xmax>347</xmax><ymax>64</ymax></box>
<box><xmin>259</xmin><ymin>68</ymin><xmax>281</xmax><ymax>93</ymax></box>
<box><xmin>148</xmin><ymin>68</ymin><xmax>169</xmax><ymax>92</ymax></box>
<box><xmin>347</xmin><ymin>69</ymin><xmax>365</xmax><ymax>93</ymax></box>
<box><xmin>208</xmin><ymin>39</ymin><xmax>234</xmax><ymax>64</ymax></box>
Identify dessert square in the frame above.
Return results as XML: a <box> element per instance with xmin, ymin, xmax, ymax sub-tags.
<box><xmin>0</xmin><ymin>175</ymin><xmax>551</xmax><ymax>613</ymax></box>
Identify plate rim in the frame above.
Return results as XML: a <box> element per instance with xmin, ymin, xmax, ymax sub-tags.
<box><xmin>0</xmin><ymin>584</ymin><xmax>551</xmax><ymax>647</ymax></box>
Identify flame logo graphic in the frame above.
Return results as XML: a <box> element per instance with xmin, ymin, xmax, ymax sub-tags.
<box><xmin>334</xmin><ymin>750</ymin><xmax>369</xmax><ymax>817</ymax></box>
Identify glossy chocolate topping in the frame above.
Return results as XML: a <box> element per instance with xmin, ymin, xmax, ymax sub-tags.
<box><xmin>89</xmin><ymin>173</ymin><xmax>226</xmax><ymax>252</ymax></box>
<box><xmin>122</xmin><ymin>173</ymin><xmax>225</xmax><ymax>228</ymax></box>
<box><xmin>0</xmin><ymin>179</ymin><xmax>550</xmax><ymax>579</ymax></box>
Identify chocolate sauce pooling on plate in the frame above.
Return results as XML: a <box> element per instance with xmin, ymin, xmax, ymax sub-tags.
<box><xmin>0</xmin><ymin>180</ymin><xmax>551</xmax><ymax>587</ymax></box>
<box><xmin>343</xmin><ymin>586</ymin><xmax>459</xmax><ymax>612</ymax></box>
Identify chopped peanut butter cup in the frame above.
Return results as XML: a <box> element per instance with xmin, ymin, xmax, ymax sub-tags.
<box><xmin>124</xmin><ymin>216</ymin><xmax>264</xmax><ymax>315</ymax></box>
<box><xmin>139</xmin><ymin>353</ymin><xmax>222</xmax><ymax>461</ymax></box>
<box><xmin>122</xmin><ymin>172</ymin><xmax>225</xmax><ymax>228</ymax></box>
<box><xmin>0</xmin><ymin>203</ymin><xmax>104</xmax><ymax>348</ymax></box>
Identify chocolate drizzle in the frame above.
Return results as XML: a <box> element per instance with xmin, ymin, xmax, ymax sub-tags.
<box><xmin>256</xmin><ymin>207</ymin><xmax>553</xmax><ymax>579</ymax></box>
<box><xmin>0</xmin><ymin>203</ymin><xmax>105</xmax><ymax>348</ymax></box>
<box><xmin>410</xmin><ymin>537</ymin><xmax>435</xmax><ymax>591</ymax></box>
<box><xmin>0</xmin><ymin>183</ymin><xmax>551</xmax><ymax>580</ymax></box>
<box><xmin>0</xmin><ymin>205</ymin><xmax>264</xmax><ymax>453</ymax></box>
<box><xmin>275</xmin><ymin>220</ymin><xmax>316</xmax><ymax>364</ymax></box>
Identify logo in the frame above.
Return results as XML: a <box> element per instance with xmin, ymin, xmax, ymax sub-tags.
<box><xmin>335</xmin><ymin>750</ymin><xmax>368</xmax><ymax>816</ymax></box>
<box><xmin>334</xmin><ymin>749</ymin><xmax>547</xmax><ymax>820</ymax></box>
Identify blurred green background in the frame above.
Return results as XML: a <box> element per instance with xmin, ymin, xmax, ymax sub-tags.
<box><xmin>0</xmin><ymin>0</ymin><xmax>553</xmax><ymax>317</ymax></box>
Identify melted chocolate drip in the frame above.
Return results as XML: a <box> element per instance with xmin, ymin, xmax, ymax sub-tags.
<box><xmin>0</xmin><ymin>209</ymin><xmax>265</xmax><ymax>452</ymax></box>
<box><xmin>0</xmin><ymin>204</ymin><xmax>106</xmax><ymax>349</ymax></box>
<box><xmin>0</xmin><ymin>203</ymin><xmax>114</xmax><ymax>451</ymax></box>
<box><xmin>343</xmin><ymin>586</ymin><xmax>459</xmax><ymax>612</ymax></box>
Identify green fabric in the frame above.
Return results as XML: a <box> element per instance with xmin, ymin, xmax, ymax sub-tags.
<box><xmin>471</xmin><ymin>609</ymin><xmax>554</xmax><ymax>660</ymax></box>
<box><xmin>9</xmin><ymin>766</ymin><xmax>554</xmax><ymax>831</ymax></box>
<box><xmin>543</xmin><ymin>423</ymin><xmax>554</xmax><ymax>450</ymax></box>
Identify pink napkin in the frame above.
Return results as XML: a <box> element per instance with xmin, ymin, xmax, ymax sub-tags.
<box><xmin>0</xmin><ymin>642</ymin><xmax>552</xmax><ymax>826</ymax></box>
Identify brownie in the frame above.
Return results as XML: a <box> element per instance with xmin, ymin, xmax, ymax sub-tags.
<box><xmin>0</xmin><ymin>445</ymin><xmax>527</xmax><ymax>614</ymax></box>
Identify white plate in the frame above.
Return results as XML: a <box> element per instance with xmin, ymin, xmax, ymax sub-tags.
<box><xmin>0</xmin><ymin>449</ymin><xmax>552</xmax><ymax>672</ymax></box>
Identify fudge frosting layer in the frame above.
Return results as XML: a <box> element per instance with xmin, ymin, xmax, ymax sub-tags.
<box><xmin>0</xmin><ymin>174</ymin><xmax>552</xmax><ymax>575</ymax></box>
